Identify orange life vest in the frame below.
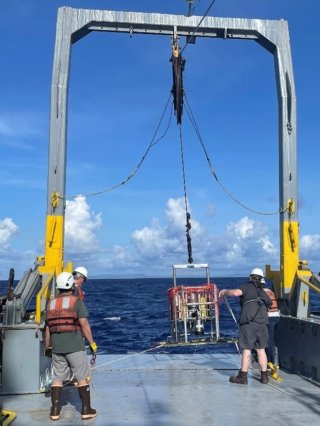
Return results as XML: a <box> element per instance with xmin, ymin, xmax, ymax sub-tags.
<box><xmin>47</xmin><ymin>295</ymin><xmax>81</xmax><ymax>333</ymax></box>
<box><xmin>264</xmin><ymin>288</ymin><xmax>279</xmax><ymax>313</ymax></box>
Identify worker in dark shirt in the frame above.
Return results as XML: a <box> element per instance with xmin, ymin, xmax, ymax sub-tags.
<box><xmin>219</xmin><ymin>268</ymin><xmax>272</xmax><ymax>384</ymax></box>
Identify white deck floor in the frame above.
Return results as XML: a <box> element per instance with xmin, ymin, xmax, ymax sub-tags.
<box><xmin>2</xmin><ymin>354</ymin><xmax>320</xmax><ymax>425</ymax></box>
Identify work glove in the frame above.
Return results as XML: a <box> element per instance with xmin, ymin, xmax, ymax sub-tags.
<box><xmin>44</xmin><ymin>346</ymin><xmax>52</xmax><ymax>358</ymax></box>
<box><xmin>90</xmin><ymin>342</ymin><xmax>98</xmax><ymax>354</ymax></box>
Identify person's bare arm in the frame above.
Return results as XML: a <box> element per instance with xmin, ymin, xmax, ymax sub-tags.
<box><xmin>79</xmin><ymin>317</ymin><xmax>94</xmax><ymax>344</ymax></box>
<box><xmin>219</xmin><ymin>288</ymin><xmax>243</xmax><ymax>297</ymax></box>
<box><xmin>44</xmin><ymin>325</ymin><xmax>51</xmax><ymax>347</ymax></box>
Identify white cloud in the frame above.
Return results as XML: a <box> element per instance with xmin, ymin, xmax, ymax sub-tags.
<box><xmin>0</xmin><ymin>218</ymin><xmax>19</xmax><ymax>247</ymax></box>
<box><xmin>64</xmin><ymin>196</ymin><xmax>102</xmax><ymax>255</ymax></box>
<box><xmin>165</xmin><ymin>197</ymin><xmax>203</xmax><ymax>236</ymax></box>
<box><xmin>132</xmin><ymin>218</ymin><xmax>169</xmax><ymax>257</ymax></box>
<box><xmin>300</xmin><ymin>234</ymin><xmax>320</xmax><ymax>271</ymax></box>
<box><xmin>227</xmin><ymin>216</ymin><xmax>255</xmax><ymax>239</ymax></box>
<box><xmin>0</xmin><ymin>217</ymin><xmax>31</xmax><ymax>279</ymax></box>
<box><xmin>165</xmin><ymin>198</ymin><xmax>187</xmax><ymax>232</ymax></box>
<box><xmin>129</xmin><ymin>201</ymin><xmax>278</xmax><ymax>275</ymax></box>
<box><xmin>6</xmin><ymin>195</ymin><xmax>320</xmax><ymax>279</ymax></box>
<box><xmin>132</xmin><ymin>198</ymin><xmax>203</xmax><ymax>260</ymax></box>
<box><xmin>300</xmin><ymin>234</ymin><xmax>320</xmax><ymax>251</ymax></box>
<box><xmin>38</xmin><ymin>196</ymin><xmax>320</xmax><ymax>277</ymax></box>
<box><xmin>258</xmin><ymin>236</ymin><xmax>277</xmax><ymax>255</ymax></box>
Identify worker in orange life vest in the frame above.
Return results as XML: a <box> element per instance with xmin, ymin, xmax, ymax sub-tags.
<box><xmin>263</xmin><ymin>282</ymin><xmax>280</xmax><ymax>366</ymax></box>
<box><xmin>72</xmin><ymin>266</ymin><xmax>88</xmax><ymax>300</ymax></box>
<box><xmin>62</xmin><ymin>266</ymin><xmax>89</xmax><ymax>387</ymax></box>
<box><xmin>44</xmin><ymin>271</ymin><xmax>97</xmax><ymax>421</ymax></box>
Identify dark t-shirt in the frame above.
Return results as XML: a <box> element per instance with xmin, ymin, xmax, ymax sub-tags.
<box><xmin>239</xmin><ymin>282</ymin><xmax>271</xmax><ymax>325</ymax></box>
<box><xmin>46</xmin><ymin>298</ymin><xmax>89</xmax><ymax>353</ymax></box>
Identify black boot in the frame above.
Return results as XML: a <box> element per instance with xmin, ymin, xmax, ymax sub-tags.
<box><xmin>261</xmin><ymin>370</ymin><xmax>269</xmax><ymax>384</ymax></box>
<box><xmin>229</xmin><ymin>370</ymin><xmax>248</xmax><ymax>385</ymax></box>
<box><xmin>50</xmin><ymin>386</ymin><xmax>62</xmax><ymax>420</ymax></box>
<box><xmin>78</xmin><ymin>385</ymin><xmax>97</xmax><ymax>420</ymax></box>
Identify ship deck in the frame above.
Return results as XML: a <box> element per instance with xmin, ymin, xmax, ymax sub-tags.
<box><xmin>2</xmin><ymin>353</ymin><xmax>320</xmax><ymax>425</ymax></box>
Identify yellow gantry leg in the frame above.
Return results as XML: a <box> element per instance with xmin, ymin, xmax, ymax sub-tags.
<box><xmin>38</xmin><ymin>215</ymin><xmax>65</xmax><ymax>275</ymax></box>
<box><xmin>281</xmin><ymin>220</ymin><xmax>299</xmax><ymax>293</ymax></box>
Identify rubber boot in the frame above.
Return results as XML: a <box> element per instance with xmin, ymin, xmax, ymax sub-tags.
<box><xmin>261</xmin><ymin>370</ymin><xmax>269</xmax><ymax>384</ymax></box>
<box><xmin>78</xmin><ymin>385</ymin><xmax>97</xmax><ymax>420</ymax></box>
<box><xmin>229</xmin><ymin>370</ymin><xmax>248</xmax><ymax>385</ymax></box>
<box><xmin>50</xmin><ymin>386</ymin><xmax>62</xmax><ymax>421</ymax></box>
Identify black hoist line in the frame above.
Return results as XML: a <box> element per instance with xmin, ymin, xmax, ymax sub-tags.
<box><xmin>179</xmin><ymin>125</ymin><xmax>193</xmax><ymax>264</ymax></box>
<box><xmin>171</xmin><ymin>37</ymin><xmax>193</xmax><ymax>264</ymax></box>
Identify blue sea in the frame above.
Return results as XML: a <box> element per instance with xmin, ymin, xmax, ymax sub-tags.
<box><xmin>85</xmin><ymin>277</ymin><xmax>243</xmax><ymax>355</ymax></box>
<box><xmin>76</xmin><ymin>277</ymin><xmax>320</xmax><ymax>354</ymax></box>
<box><xmin>1</xmin><ymin>277</ymin><xmax>320</xmax><ymax>355</ymax></box>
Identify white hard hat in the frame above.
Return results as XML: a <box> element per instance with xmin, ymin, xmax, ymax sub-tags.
<box><xmin>250</xmin><ymin>268</ymin><xmax>264</xmax><ymax>278</ymax></box>
<box><xmin>73</xmin><ymin>266</ymin><xmax>88</xmax><ymax>280</ymax></box>
<box><xmin>56</xmin><ymin>272</ymin><xmax>75</xmax><ymax>290</ymax></box>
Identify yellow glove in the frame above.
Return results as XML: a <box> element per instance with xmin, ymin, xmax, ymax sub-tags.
<box><xmin>90</xmin><ymin>342</ymin><xmax>97</xmax><ymax>354</ymax></box>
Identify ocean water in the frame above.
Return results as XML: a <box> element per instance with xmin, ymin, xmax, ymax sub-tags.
<box><xmin>1</xmin><ymin>277</ymin><xmax>320</xmax><ymax>355</ymax></box>
<box><xmin>80</xmin><ymin>277</ymin><xmax>320</xmax><ymax>354</ymax></box>
<box><xmin>83</xmin><ymin>277</ymin><xmax>243</xmax><ymax>355</ymax></box>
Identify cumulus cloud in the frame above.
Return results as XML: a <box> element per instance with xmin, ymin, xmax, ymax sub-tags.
<box><xmin>132</xmin><ymin>198</ymin><xmax>203</xmax><ymax>260</ymax></box>
<box><xmin>0</xmin><ymin>217</ymin><xmax>28</xmax><ymax>279</ymax></box>
<box><xmin>258</xmin><ymin>236</ymin><xmax>277</xmax><ymax>255</ymax></box>
<box><xmin>53</xmin><ymin>195</ymin><xmax>319</xmax><ymax>277</ymax></box>
<box><xmin>227</xmin><ymin>216</ymin><xmax>255</xmax><ymax>239</ymax></box>
<box><xmin>130</xmin><ymin>201</ymin><xmax>278</xmax><ymax>275</ymax></box>
<box><xmin>300</xmin><ymin>234</ymin><xmax>320</xmax><ymax>270</ymax></box>
<box><xmin>132</xmin><ymin>218</ymin><xmax>169</xmax><ymax>257</ymax></box>
<box><xmin>300</xmin><ymin>234</ymin><xmax>320</xmax><ymax>251</ymax></box>
<box><xmin>179</xmin><ymin>216</ymin><xmax>277</xmax><ymax>276</ymax></box>
<box><xmin>0</xmin><ymin>218</ymin><xmax>19</xmax><ymax>247</ymax></box>
<box><xmin>64</xmin><ymin>196</ymin><xmax>102</xmax><ymax>255</ymax></box>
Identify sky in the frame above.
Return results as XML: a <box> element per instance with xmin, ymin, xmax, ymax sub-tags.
<box><xmin>0</xmin><ymin>0</ymin><xmax>320</xmax><ymax>279</ymax></box>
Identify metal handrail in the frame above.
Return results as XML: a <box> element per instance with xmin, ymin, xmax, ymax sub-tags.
<box><xmin>297</xmin><ymin>272</ymin><xmax>320</xmax><ymax>294</ymax></box>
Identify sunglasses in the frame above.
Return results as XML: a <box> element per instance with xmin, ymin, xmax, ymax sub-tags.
<box><xmin>72</xmin><ymin>273</ymin><xmax>84</xmax><ymax>279</ymax></box>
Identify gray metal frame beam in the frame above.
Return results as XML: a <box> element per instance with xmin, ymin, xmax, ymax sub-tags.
<box><xmin>48</xmin><ymin>6</ymin><xmax>297</xmax><ymax>273</ymax></box>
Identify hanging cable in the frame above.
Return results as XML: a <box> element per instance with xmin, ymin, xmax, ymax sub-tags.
<box><xmin>184</xmin><ymin>92</ymin><xmax>288</xmax><ymax>216</ymax></box>
<box><xmin>171</xmin><ymin>36</ymin><xmax>186</xmax><ymax>125</ymax></box>
<box><xmin>179</xmin><ymin>125</ymin><xmax>193</xmax><ymax>264</ymax></box>
<box><xmin>61</xmin><ymin>93</ymin><xmax>173</xmax><ymax>200</ymax></box>
<box><xmin>171</xmin><ymin>33</ymin><xmax>193</xmax><ymax>263</ymax></box>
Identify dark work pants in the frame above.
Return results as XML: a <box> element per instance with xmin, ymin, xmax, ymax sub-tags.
<box><xmin>266</xmin><ymin>316</ymin><xmax>280</xmax><ymax>363</ymax></box>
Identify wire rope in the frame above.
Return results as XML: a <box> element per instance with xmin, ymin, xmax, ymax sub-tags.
<box><xmin>178</xmin><ymin>124</ymin><xmax>193</xmax><ymax>264</ymax></box>
<box><xmin>61</xmin><ymin>93</ymin><xmax>173</xmax><ymax>200</ymax></box>
<box><xmin>90</xmin><ymin>343</ymin><xmax>166</xmax><ymax>371</ymax></box>
<box><xmin>184</xmin><ymin>92</ymin><xmax>288</xmax><ymax>216</ymax></box>
<box><xmin>180</xmin><ymin>0</ymin><xmax>217</xmax><ymax>55</ymax></box>
<box><xmin>179</xmin><ymin>125</ymin><xmax>189</xmax><ymax>217</ymax></box>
